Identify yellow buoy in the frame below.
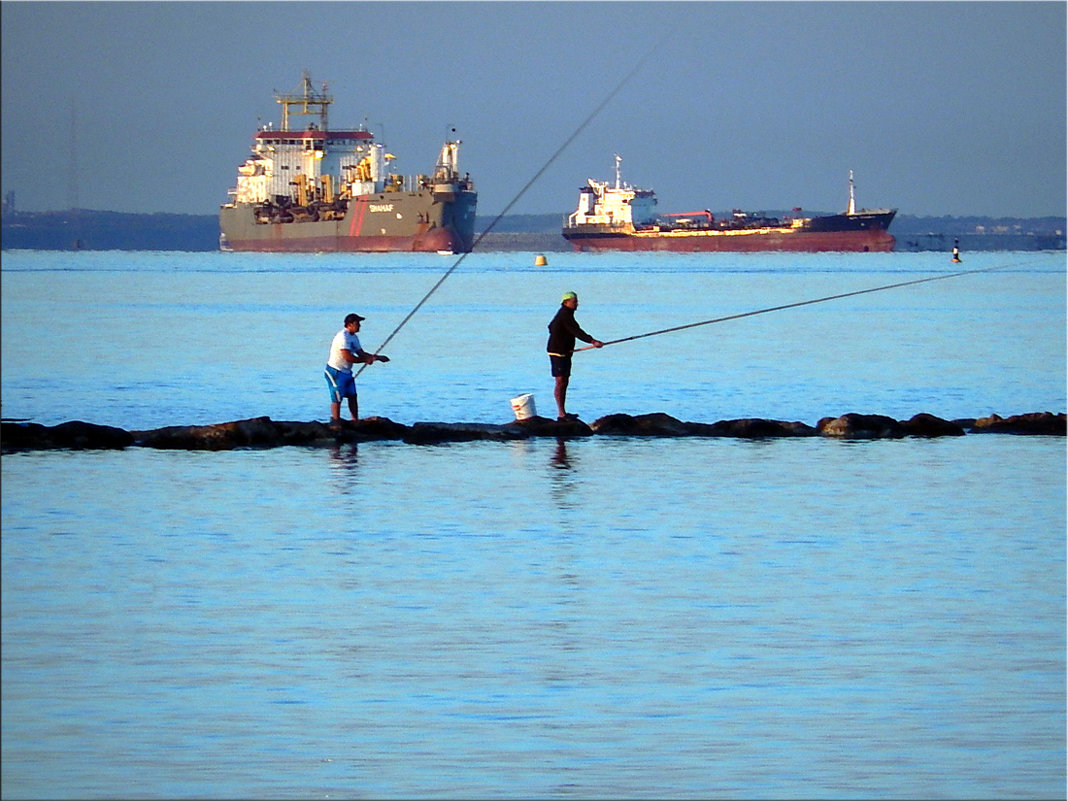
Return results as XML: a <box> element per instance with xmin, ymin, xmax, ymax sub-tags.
<box><xmin>534</xmin><ymin>254</ymin><xmax>548</xmax><ymax>267</ymax></box>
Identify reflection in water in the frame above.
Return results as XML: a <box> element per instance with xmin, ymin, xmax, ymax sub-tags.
<box><xmin>551</xmin><ymin>438</ymin><xmax>572</xmax><ymax>470</ymax></box>
<box><xmin>543</xmin><ymin>439</ymin><xmax>588</xmax><ymax>669</ymax></box>
<box><xmin>328</xmin><ymin>443</ymin><xmax>360</xmax><ymax>494</ymax></box>
<box><xmin>549</xmin><ymin>438</ymin><xmax>583</xmax><ymax>512</ymax></box>
<box><xmin>1</xmin><ymin>437</ymin><xmax>1063</xmax><ymax>799</ymax></box>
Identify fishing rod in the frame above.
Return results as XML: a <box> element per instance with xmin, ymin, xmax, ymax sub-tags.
<box><xmin>357</xmin><ymin>34</ymin><xmax>670</xmax><ymax>377</ymax></box>
<box><xmin>573</xmin><ymin>257</ymin><xmax>1046</xmax><ymax>352</ymax></box>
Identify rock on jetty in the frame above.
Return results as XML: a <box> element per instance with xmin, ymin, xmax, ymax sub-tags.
<box><xmin>1</xmin><ymin>411</ymin><xmax>1064</xmax><ymax>453</ymax></box>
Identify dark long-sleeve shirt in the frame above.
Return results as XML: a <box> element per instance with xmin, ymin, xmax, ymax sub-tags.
<box><xmin>546</xmin><ymin>305</ymin><xmax>594</xmax><ymax>355</ymax></box>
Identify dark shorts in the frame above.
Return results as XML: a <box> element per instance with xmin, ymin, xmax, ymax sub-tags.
<box><xmin>549</xmin><ymin>354</ymin><xmax>572</xmax><ymax>378</ymax></box>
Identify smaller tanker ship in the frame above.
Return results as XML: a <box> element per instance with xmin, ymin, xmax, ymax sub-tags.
<box><xmin>220</xmin><ymin>73</ymin><xmax>477</xmax><ymax>253</ymax></box>
<box><xmin>562</xmin><ymin>156</ymin><xmax>896</xmax><ymax>253</ymax></box>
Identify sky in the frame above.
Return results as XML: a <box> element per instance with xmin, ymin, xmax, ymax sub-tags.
<box><xmin>1</xmin><ymin>1</ymin><xmax>1065</xmax><ymax>219</ymax></box>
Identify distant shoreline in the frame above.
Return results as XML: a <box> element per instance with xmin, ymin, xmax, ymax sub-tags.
<box><xmin>2</xmin><ymin>209</ymin><xmax>1064</xmax><ymax>252</ymax></box>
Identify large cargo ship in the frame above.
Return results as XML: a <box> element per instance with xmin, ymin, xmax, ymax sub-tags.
<box><xmin>220</xmin><ymin>74</ymin><xmax>477</xmax><ymax>253</ymax></box>
<box><xmin>562</xmin><ymin>156</ymin><xmax>896</xmax><ymax>252</ymax></box>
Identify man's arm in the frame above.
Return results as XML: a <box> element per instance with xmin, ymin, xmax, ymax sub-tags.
<box><xmin>352</xmin><ymin>348</ymin><xmax>389</xmax><ymax>364</ymax></box>
<box><xmin>570</xmin><ymin>320</ymin><xmax>601</xmax><ymax>347</ymax></box>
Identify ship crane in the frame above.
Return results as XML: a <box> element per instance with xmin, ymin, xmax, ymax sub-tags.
<box><xmin>275</xmin><ymin>70</ymin><xmax>332</xmax><ymax>132</ymax></box>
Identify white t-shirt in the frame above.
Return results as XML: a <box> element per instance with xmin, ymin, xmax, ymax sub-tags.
<box><xmin>327</xmin><ymin>329</ymin><xmax>362</xmax><ymax>373</ymax></box>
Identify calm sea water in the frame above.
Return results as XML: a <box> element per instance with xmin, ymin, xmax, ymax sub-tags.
<box><xmin>2</xmin><ymin>249</ymin><xmax>1065</xmax><ymax>799</ymax></box>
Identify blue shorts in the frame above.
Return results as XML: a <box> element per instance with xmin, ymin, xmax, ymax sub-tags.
<box><xmin>324</xmin><ymin>365</ymin><xmax>356</xmax><ymax>403</ymax></box>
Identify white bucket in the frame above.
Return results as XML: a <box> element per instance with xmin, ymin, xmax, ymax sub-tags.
<box><xmin>510</xmin><ymin>393</ymin><xmax>536</xmax><ymax>421</ymax></box>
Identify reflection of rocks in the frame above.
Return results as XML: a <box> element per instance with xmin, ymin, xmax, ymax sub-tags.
<box><xmin>1</xmin><ymin>409</ymin><xmax>1063</xmax><ymax>453</ymax></box>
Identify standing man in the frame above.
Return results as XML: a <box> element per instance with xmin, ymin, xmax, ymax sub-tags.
<box><xmin>325</xmin><ymin>312</ymin><xmax>389</xmax><ymax>423</ymax></box>
<box><xmin>546</xmin><ymin>291</ymin><xmax>603</xmax><ymax>421</ymax></box>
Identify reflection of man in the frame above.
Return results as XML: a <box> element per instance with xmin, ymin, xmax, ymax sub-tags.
<box><xmin>552</xmin><ymin>438</ymin><xmax>571</xmax><ymax>469</ymax></box>
<box><xmin>546</xmin><ymin>291</ymin><xmax>603</xmax><ymax>421</ymax></box>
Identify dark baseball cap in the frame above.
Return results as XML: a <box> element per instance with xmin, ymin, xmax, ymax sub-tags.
<box><xmin>344</xmin><ymin>313</ymin><xmax>366</xmax><ymax>324</ymax></box>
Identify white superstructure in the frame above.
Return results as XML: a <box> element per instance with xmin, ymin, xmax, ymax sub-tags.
<box><xmin>566</xmin><ymin>154</ymin><xmax>658</xmax><ymax>230</ymax></box>
<box><xmin>228</xmin><ymin>73</ymin><xmax>406</xmax><ymax>206</ymax></box>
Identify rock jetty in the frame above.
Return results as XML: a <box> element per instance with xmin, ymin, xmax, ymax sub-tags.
<box><xmin>1</xmin><ymin>411</ymin><xmax>1063</xmax><ymax>453</ymax></box>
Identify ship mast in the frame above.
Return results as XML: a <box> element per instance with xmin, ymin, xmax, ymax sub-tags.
<box><xmin>614</xmin><ymin>153</ymin><xmax>623</xmax><ymax>189</ymax></box>
<box><xmin>276</xmin><ymin>70</ymin><xmax>332</xmax><ymax>131</ymax></box>
<box><xmin>847</xmin><ymin>169</ymin><xmax>856</xmax><ymax>215</ymax></box>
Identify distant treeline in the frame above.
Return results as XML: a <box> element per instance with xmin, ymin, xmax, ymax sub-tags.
<box><xmin>1</xmin><ymin>208</ymin><xmax>1064</xmax><ymax>252</ymax></box>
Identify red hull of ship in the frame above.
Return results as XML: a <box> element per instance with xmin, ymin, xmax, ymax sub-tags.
<box><xmin>224</xmin><ymin>226</ymin><xmax>463</xmax><ymax>253</ymax></box>
<box><xmin>566</xmin><ymin>229</ymin><xmax>895</xmax><ymax>253</ymax></box>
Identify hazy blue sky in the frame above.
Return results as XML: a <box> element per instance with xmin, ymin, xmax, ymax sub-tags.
<box><xmin>2</xmin><ymin>1</ymin><xmax>1065</xmax><ymax>218</ymax></box>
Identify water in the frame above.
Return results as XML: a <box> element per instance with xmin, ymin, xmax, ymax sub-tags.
<box><xmin>2</xmin><ymin>250</ymin><xmax>1065</xmax><ymax>799</ymax></box>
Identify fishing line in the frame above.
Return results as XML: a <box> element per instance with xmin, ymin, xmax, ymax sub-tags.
<box><xmin>357</xmin><ymin>32</ymin><xmax>670</xmax><ymax>376</ymax></box>
<box><xmin>573</xmin><ymin>257</ymin><xmax>1046</xmax><ymax>351</ymax></box>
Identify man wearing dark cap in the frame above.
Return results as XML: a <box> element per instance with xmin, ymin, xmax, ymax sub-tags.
<box><xmin>324</xmin><ymin>312</ymin><xmax>389</xmax><ymax>423</ymax></box>
<box><xmin>546</xmin><ymin>291</ymin><xmax>603</xmax><ymax>421</ymax></box>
